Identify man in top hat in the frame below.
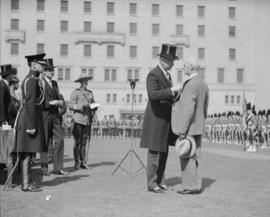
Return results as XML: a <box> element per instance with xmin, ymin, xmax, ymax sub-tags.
<box><xmin>0</xmin><ymin>64</ymin><xmax>15</xmax><ymax>126</ymax></box>
<box><xmin>171</xmin><ymin>56</ymin><xmax>209</xmax><ymax>194</ymax></box>
<box><xmin>140</xmin><ymin>44</ymin><xmax>181</xmax><ymax>193</ymax></box>
<box><xmin>39</xmin><ymin>58</ymin><xmax>68</xmax><ymax>176</ymax></box>
<box><xmin>69</xmin><ymin>73</ymin><xmax>95</xmax><ymax>170</ymax></box>
<box><xmin>15</xmin><ymin>53</ymin><xmax>48</xmax><ymax>192</ymax></box>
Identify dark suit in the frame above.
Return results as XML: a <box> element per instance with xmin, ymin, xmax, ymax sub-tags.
<box><xmin>0</xmin><ymin>80</ymin><xmax>11</xmax><ymax>125</ymax></box>
<box><xmin>40</xmin><ymin>78</ymin><xmax>65</xmax><ymax>172</ymax></box>
<box><xmin>140</xmin><ymin>65</ymin><xmax>177</xmax><ymax>190</ymax></box>
<box><xmin>172</xmin><ymin>74</ymin><xmax>209</xmax><ymax>190</ymax></box>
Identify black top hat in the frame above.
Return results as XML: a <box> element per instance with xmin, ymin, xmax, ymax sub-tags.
<box><xmin>44</xmin><ymin>58</ymin><xmax>56</xmax><ymax>70</ymax></box>
<box><xmin>235</xmin><ymin>111</ymin><xmax>240</xmax><ymax>116</ymax></box>
<box><xmin>158</xmin><ymin>44</ymin><xmax>179</xmax><ymax>60</ymax></box>
<box><xmin>246</xmin><ymin>102</ymin><xmax>251</xmax><ymax>111</ymax></box>
<box><xmin>258</xmin><ymin>110</ymin><xmax>262</xmax><ymax>116</ymax></box>
<box><xmin>261</xmin><ymin>110</ymin><xmax>266</xmax><ymax>116</ymax></box>
<box><xmin>227</xmin><ymin>111</ymin><xmax>231</xmax><ymax>117</ymax></box>
<box><xmin>25</xmin><ymin>53</ymin><xmax>47</xmax><ymax>66</ymax></box>
<box><xmin>0</xmin><ymin>64</ymin><xmax>13</xmax><ymax>76</ymax></box>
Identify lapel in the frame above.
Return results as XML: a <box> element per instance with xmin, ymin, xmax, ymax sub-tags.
<box><xmin>155</xmin><ymin>66</ymin><xmax>171</xmax><ymax>88</ymax></box>
<box><xmin>44</xmin><ymin>79</ymin><xmax>57</xmax><ymax>96</ymax></box>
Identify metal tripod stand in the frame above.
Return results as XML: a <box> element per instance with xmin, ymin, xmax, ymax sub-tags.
<box><xmin>111</xmin><ymin>79</ymin><xmax>146</xmax><ymax>177</ymax></box>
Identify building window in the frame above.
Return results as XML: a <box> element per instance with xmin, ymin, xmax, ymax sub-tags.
<box><xmin>104</xmin><ymin>68</ymin><xmax>117</xmax><ymax>81</ymax></box>
<box><xmin>106</xmin><ymin>94</ymin><xmax>111</xmax><ymax>103</ymax></box>
<box><xmin>231</xmin><ymin>95</ymin><xmax>235</xmax><ymax>104</ymax></box>
<box><xmin>127</xmin><ymin>69</ymin><xmax>140</xmax><ymax>81</ymax></box>
<box><xmin>126</xmin><ymin>94</ymin><xmax>130</xmax><ymax>103</ymax></box>
<box><xmin>37</xmin><ymin>43</ymin><xmax>45</xmax><ymax>54</ymax></box>
<box><xmin>61</xmin><ymin>0</ymin><xmax>68</xmax><ymax>12</ymax></box>
<box><xmin>152</xmin><ymin>24</ymin><xmax>159</xmax><ymax>35</ymax></box>
<box><xmin>198</xmin><ymin>25</ymin><xmax>205</xmax><ymax>37</ymax></box>
<box><xmin>198</xmin><ymin>47</ymin><xmax>205</xmax><ymax>59</ymax></box>
<box><xmin>176</xmin><ymin>47</ymin><xmax>183</xmax><ymax>59</ymax></box>
<box><xmin>130</xmin><ymin>46</ymin><xmax>137</xmax><ymax>58</ymax></box>
<box><xmin>152</xmin><ymin>4</ymin><xmax>159</xmax><ymax>16</ymax></box>
<box><xmin>177</xmin><ymin>70</ymin><xmax>182</xmax><ymax>82</ymax></box>
<box><xmin>60</xmin><ymin>44</ymin><xmax>68</xmax><ymax>56</ymax></box>
<box><xmin>229</xmin><ymin>48</ymin><xmax>236</xmax><ymax>61</ymax></box>
<box><xmin>129</xmin><ymin>23</ymin><xmax>137</xmax><ymax>34</ymax></box>
<box><xmin>11</xmin><ymin>0</ymin><xmax>19</xmax><ymax>11</ymax></box>
<box><xmin>152</xmin><ymin>46</ymin><xmax>159</xmax><ymax>58</ymax></box>
<box><xmin>229</xmin><ymin>7</ymin><xmax>236</xmax><ymax>19</ymax></box>
<box><xmin>237</xmin><ymin>95</ymin><xmax>241</xmax><ymax>104</ymax></box>
<box><xmin>107</xmin><ymin>2</ymin><xmax>114</xmax><ymax>14</ymax></box>
<box><xmin>217</xmin><ymin>68</ymin><xmax>224</xmax><ymax>83</ymax></box>
<box><xmin>236</xmin><ymin>68</ymin><xmax>244</xmax><ymax>83</ymax></box>
<box><xmin>176</xmin><ymin>24</ymin><xmax>183</xmax><ymax>36</ymax></box>
<box><xmin>10</xmin><ymin>43</ymin><xmax>19</xmax><ymax>55</ymax></box>
<box><xmin>107</xmin><ymin>22</ymin><xmax>114</xmax><ymax>33</ymax></box>
<box><xmin>60</xmin><ymin>20</ymin><xmax>68</xmax><ymax>32</ymax></box>
<box><xmin>225</xmin><ymin>95</ymin><xmax>229</xmax><ymax>104</ymax></box>
<box><xmin>199</xmin><ymin>68</ymin><xmax>205</xmax><ymax>80</ymax></box>
<box><xmin>81</xmin><ymin>68</ymin><xmax>94</xmax><ymax>79</ymax></box>
<box><xmin>176</xmin><ymin>5</ymin><xmax>183</xmax><ymax>17</ymax></box>
<box><xmin>138</xmin><ymin>94</ymin><xmax>143</xmax><ymax>103</ymax></box>
<box><xmin>84</xmin><ymin>21</ymin><xmax>91</xmax><ymax>32</ymax></box>
<box><xmin>84</xmin><ymin>44</ymin><xmax>91</xmax><ymax>57</ymax></box>
<box><xmin>198</xmin><ymin>6</ymin><xmax>205</xmax><ymax>18</ymax></box>
<box><xmin>58</xmin><ymin>68</ymin><xmax>70</xmax><ymax>81</ymax></box>
<box><xmin>84</xmin><ymin>1</ymin><xmax>91</xmax><ymax>13</ymax></box>
<box><xmin>229</xmin><ymin>26</ymin><xmax>236</xmax><ymax>37</ymax></box>
<box><xmin>37</xmin><ymin>0</ymin><xmax>45</xmax><ymax>11</ymax></box>
<box><xmin>129</xmin><ymin>3</ymin><xmax>137</xmax><ymax>15</ymax></box>
<box><xmin>37</xmin><ymin>19</ymin><xmax>45</xmax><ymax>31</ymax></box>
<box><xmin>113</xmin><ymin>94</ymin><xmax>117</xmax><ymax>103</ymax></box>
<box><xmin>11</xmin><ymin>19</ymin><xmax>19</xmax><ymax>30</ymax></box>
<box><xmin>107</xmin><ymin>45</ymin><xmax>114</xmax><ymax>58</ymax></box>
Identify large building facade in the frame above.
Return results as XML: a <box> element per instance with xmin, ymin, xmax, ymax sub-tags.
<box><xmin>0</xmin><ymin>0</ymin><xmax>269</xmax><ymax>118</ymax></box>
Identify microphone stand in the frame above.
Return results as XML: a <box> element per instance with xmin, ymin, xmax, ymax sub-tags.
<box><xmin>111</xmin><ymin>79</ymin><xmax>146</xmax><ymax>178</ymax></box>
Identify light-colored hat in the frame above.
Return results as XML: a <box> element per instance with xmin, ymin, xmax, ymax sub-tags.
<box><xmin>175</xmin><ymin>135</ymin><xmax>196</xmax><ymax>158</ymax></box>
<box><xmin>74</xmin><ymin>73</ymin><xmax>93</xmax><ymax>83</ymax></box>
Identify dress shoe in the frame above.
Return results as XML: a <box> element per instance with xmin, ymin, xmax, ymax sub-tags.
<box><xmin>159</xmin><ymin>185</ymin><xmax>173</xmax><ymax>191</ymax></box>
<box><xmin>80</xmin><ymin>162</ymin><xmax>88</xmax><ymax>169</ymax></box>
<box><xmin>177</xmin><ymin>188</ymin><xmax>202</xmax><ymax>195</ymax></box>
<box><xmin>53</xmin><ymin>170</ymin><xmax>69</xmax><ymax>175</ymax></box>
<box><xmin>148</xmin><ymin>187</ymin><xmax>165</xmax><ymax>193</ymax></box>
<box><xmin>22</xmin><ymin>185</ymin><xmax>42</xmax><ymax>192</ymax></box>
<box><xmin>74</xmin><ymin>164</ymin><xmax>80</xmax><ymax>170</ymax></box>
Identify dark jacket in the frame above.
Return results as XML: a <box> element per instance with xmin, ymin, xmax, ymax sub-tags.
<box><xmin>0</xmin><ymin>80</ymin><xmax>11</xmax><ymax>125</ymax></box>
<box><xmin>140</xmin><ymin>66</ymin><xmax>177</xmax><ymax>152</ymax></box>
<box><xmin>15</xmin><ymin>71</ymin><xmax>46</xmax><ymax>153</ymax></box>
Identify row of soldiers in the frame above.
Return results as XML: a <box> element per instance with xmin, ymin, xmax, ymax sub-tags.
<box><xmin>204</xmin><ymin>103</ymin><xmax>270</xmax><ymax>152</ymax></box>
<box><xmin>91</xmin><ymin>115</ymin><xmax>143</xmax><ymax>139</ymax></box>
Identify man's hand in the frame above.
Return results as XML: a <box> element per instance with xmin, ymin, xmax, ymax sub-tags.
<box><xmin>171</xmin><ymin>84</ymin><xmax>182</xmax><ymax>92</ymax></box>
<box><xmin>49</xmin><ymin>100</ymin><xmax>59</xmax><ymax>105</ymax></box>
<box><xmin>26</xmin><ymin>129</ymin><xmax>36</xmax><ymax>135</ymax></box>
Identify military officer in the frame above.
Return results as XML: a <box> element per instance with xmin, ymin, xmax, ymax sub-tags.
<box><xmin>15</xmin><ymin>53</ymin><xmax>48</xmax><ymax>192</ymax></box>
<box><xmin>69</xmin><ymin>73</ymin><xmax>95</xmax><ymax>170</ymax></box>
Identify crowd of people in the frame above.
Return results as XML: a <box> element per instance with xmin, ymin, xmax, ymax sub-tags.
<box><xmin>204</xmin><ymin>104</ymin><xmax>270</xmax><ymax>152</ymax></box>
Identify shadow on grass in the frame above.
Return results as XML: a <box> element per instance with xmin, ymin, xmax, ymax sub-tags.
<box><xmin>88</xmin><ymin>161</ymin><xmax>116</xmax><ymax>168</ymax></box>
<box><xmin>42</xmin><ymin>174</ymin><xmax>89</xmax><ymax>187</ymax></box>
<box><xmin>166</xmin><ymin>176</ymin><xmax>216</xmax><ymax>189</ymax></box>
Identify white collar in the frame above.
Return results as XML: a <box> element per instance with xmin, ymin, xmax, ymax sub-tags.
<box><xmin>44</xmin><ymin>76</ymin><xmax>52</xmax><ymax>85</ymax></box>
<box><xmin>158</xmin><ymin>63</ymin><xmax>168</xmax><ymax>77</ymax></box>
<box><xmin>3</xmin><ymin>79</ymin><xmax>9</xmax><ymax>87</ymax></box>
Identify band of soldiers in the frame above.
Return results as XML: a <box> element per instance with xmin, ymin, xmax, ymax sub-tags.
<box><xmin>204</xmin><ymin>103</ymin><xmax>270</xmax><ymax>152</ymax></box>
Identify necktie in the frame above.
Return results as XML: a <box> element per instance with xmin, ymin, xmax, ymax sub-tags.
<box><xmin>166</xmin><ymin>72</ymin><xmax>173</xmax><ymax>86</ymax></box>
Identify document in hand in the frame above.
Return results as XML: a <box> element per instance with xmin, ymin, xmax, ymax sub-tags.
<box><xmin>90</xmin><ymin>102</ymin><xmax>100</xmax><ymax>110</ymax></box>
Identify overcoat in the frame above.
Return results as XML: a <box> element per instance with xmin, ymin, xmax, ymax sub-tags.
<box><xmin>0</xmin><ymin>80</ymin><xmax>11</xmax><ymax>124</ymax></box>
<box><xmin>171</xmin><ymin>74</ymin><xmax>209</xmax><ymax>136</ymax></box>
<box><xmin>140</xmin><ymin>66</ymin><xmax>177</xmax><ymax>152</ymax></box>
<box><xmin>15</xmin><ymin>71</ymin><xmax>46</xmax><ymax>153</ymax></box>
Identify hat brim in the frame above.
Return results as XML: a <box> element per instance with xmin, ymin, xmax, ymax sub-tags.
<box><xmin>175</xmin><ymin>136</ymin><xmax>196</xmax><ymax>158</ymax></box>
<box><xmin>74</xmin><ymin>76</ymin><xmax>93</xmax><ymax>83</ymax></box>
<box><xmin>158</xmin><ymin>54</ymin><xmax>179</xmax><ymax>60</ymax></box>
<box><xmin>0</xmin><ymin>71</ymin><xmax>13</xmax><ymax>76</ymax></box>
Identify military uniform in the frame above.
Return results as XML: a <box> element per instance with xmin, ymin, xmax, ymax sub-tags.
<box><xmin>69</xmin><ymin>86</ymin><xmax>95</xmax><ymax>169</ymax></box>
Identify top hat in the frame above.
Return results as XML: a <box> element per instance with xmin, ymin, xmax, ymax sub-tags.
<box><xmin>261</xmin><ymin>110</ymin><xmax>266</xmax><ymax>116</ymax></box>
<box><xmin>175</xmin><ymin>136</ymin><xmax>196</xmax><ymax>158</ymax></box>
<box><xmin>235</xmin><ymin>111</ymin><xmax>240</xmax><ymax>116</ymax></box>
<box><xmin>74</xmin><ymin>73</ymin><xmax>93</xmax><ymax>83</ymax></box>
<box><xmin>246</xmin><ymin>102</ymin><xmax>251</xmax><ymax>111</ymax></box>
<box><xmin>258</xmin><ymin>110</ymin><xmax>262</xmax><ymax>116</ymax></box>
<box><xmin>0</xmin><ymin>64</ymin><xmax>13</xmax><ymax>76</ymax></box>
<box><xmin>25</xmin><ymin>53</ymin><xmax>47</xmax><ymax>66</ymax></box>
<box><xmin>44</xmin><ymin>58</ymin><xmax>56</xmax><ymax>70</ymax></box>
<box><xmin>158</xmin><ymin>44</ymin><xmax>179</xmax><ymax>60</ymax></box>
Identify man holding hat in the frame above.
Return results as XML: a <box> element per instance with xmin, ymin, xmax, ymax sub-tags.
<box><xmin>69</xmin><ymin>73</ymin><xmax>95</xmax><ymax>170</ymax></box>
<box><xmin>171</xmin><ymin>56</ymin><xmax>209</xmax><ymax>194</ymax></box>
<box><xmin>40</xmin><ymin>58</ymin><xmax>68</xmax><ymax>176</ymax></box>
<box><xmin>140</xmin><ymin>44</ymin><xmax>181</xmax><ymax>193</ymax></box>
<box><xmin>0</xmin><ymin>64</ymin><xmax>15</xmax><ymax>126</ymax></box>
<box><xmin>15</xmin><ymin>53</ymin><xmax>48</xmax><ymax>192</ymax></box>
